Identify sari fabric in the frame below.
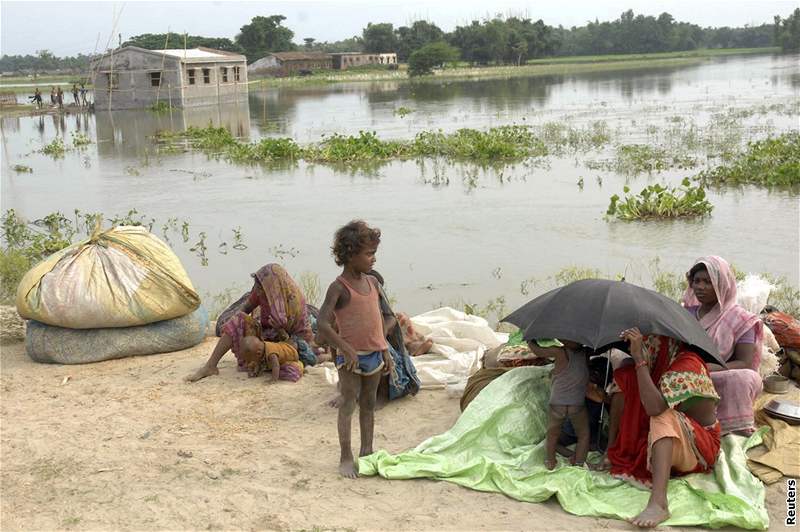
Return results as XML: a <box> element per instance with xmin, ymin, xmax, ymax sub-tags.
<box><xmin>608</xmin><ymin>336</ymin><xmax>721</xmax><ymax>485</ymax></box>
<box><xmin>220</xmin><ymin>264</ymin><xmax>311</xmax><ymax>374</ymax></box>
<box><xmin>682</xmin><ymin>256</ymin><xmax>763</xmax><ymax>434</ymax></box>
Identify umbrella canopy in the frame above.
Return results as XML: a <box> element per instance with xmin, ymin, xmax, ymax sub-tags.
<box><xmin>502</xmin><ymin>279</ymin><xmax>724</xmax><ymax>366</ymax></box>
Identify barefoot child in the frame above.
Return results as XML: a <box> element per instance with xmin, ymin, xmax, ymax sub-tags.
<box><xmin>528</xmin><ymin>338</ymin><xmax>590</xmax><ymax>470</ymax></box>
<box><xmin>318</xmin><ymin>220</ymin><xmax>394</xmax><ymax>478</ymax></box>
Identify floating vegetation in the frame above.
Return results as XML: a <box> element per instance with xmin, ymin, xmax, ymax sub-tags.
<box><xmin>693</xmin><ymin>132</ymin><xmax>800</xmax><ymax>187</ymax></box>
<box><xmin>590</xmin><ymin>144</ymin><xmax>696</xmax><ymax>175</ymax></box>
<box><xmin>149</xmin><ymin>101</ymin><xmax>172</xmax><ymax>113</ymax></box>
<box><xmin>155</xmin><ymin>125</ymin><xmax>554</xmax><ymax>167</ymax></box>
<box><xmin>298</xmin><ymin>271</ymin><xmax>321</xmax><ymax>307</ymax></box>
<box><xmin>227</xmin><ymin>137</ymin><xmax>303</xmax><ymax>163</ymax></box>
<box><xmin>606</xmin><ymin>178</ymin><xmax>713</xmax><ymax>221</ymax></box>
<box><xmin>411</xmin><ymin>126</ymin><xmax>548</xmax><ymax>161</ymax></box>
<box><xmin>71</xmin><ymin>131</ymin><xmax>91</xmax><ymax>147</ymax></box>
<box><xmin>394</xmin><ymin>106</ymin><xmax>414</xmax><ymax>118</ymax></box>
<box><xmin>41</xmin><ymin>137</ymin><xmax>66</xmax><ymax>158</ymax></box>
<box><xmin>535</xmin><ymin>121</ymin><xmax>611</xmax><ymax>153</ymax></box>
<box><xmin>12</xmin><ymin>164</ymin><xmax>32</xmax><ymax>173</ymax></box>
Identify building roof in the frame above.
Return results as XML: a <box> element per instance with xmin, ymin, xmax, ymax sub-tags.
<box><xmin>91</xmin><ymin>46</ymin><xmax>246</xmax><ymax>68</ymax></box>
<box><xmin>269</xmin><ymin>52</ymin><xmax>332</xmax><ymax>62</ymax></box>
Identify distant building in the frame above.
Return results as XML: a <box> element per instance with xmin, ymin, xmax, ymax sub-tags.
<box><xmin>91</xmin><ymin>46</ymin><xmax>248</xmax><ymax>110</ymax></box>
<box><xmin>330</xmin><ymin>52</ymin><xmax>397</xmax><ymax>70</ymax></box>
<box><xmin>248</xmin><ymin>52</ymin><xmax>333</xmax><ymax>76</ymax></box>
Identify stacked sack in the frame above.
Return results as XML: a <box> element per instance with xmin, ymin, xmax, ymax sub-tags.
<box><xmin>16</xmin><ymin>225</ymin><xmax>208</xmax><ymax>364</ymax></box>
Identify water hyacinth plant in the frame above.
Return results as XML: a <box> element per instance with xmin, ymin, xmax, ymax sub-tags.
<box><xmin>606</xmin><ymin>178</ymin><xmax>713</xmax><ymax>220</ymax></box>
<box><xmin>694</xmin><ymin>132</ymin><xmax>800</xmax><ymax>187</ymax></box>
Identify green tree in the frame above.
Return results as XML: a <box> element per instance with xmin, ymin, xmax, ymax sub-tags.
<box><xmin>122</xmin><ymin>33</ymin><xmax>244</xmax><ymax>53</ymax></box>
<box><xmin>775</xmin><ymin>8</ymin><xmax>800</xmax><ymax>52</ymax></box>
<box><xmin>236</xmin><ymin>15</ymin><xmax>297</xmax><ymax>63</ymax></box>
<box><xmin>408</xmin><ymin>41</ymin><xmax>459</xmax><ymax>76</ymax></box>
<box><xmin>362</xmin><ymin>23</ymin><xmax>398</xmax><ymax>53</ymax></box>
<box><xmin>303</xmin><ymin>37</ymin><xmax>316</xmax><ymax>50</ymax></box>
<box><xmin>395</xmin><ymin>20</ymin><xmax>444</xmax><ymax>61</ymax></box>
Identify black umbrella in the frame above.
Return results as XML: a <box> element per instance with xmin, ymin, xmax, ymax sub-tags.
<box><xmin>501</xmin><ymin>278</ymin><xmax>724</xmax><ymax>366</ymax></box>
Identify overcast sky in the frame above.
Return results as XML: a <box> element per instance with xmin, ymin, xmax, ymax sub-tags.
<box><xmin>1</xmin><ymin>0</ymin><xmax>796</xmax><ymax>56</ymax></box>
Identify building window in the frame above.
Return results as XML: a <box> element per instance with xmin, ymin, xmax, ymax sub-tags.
<box><xmin>149</xmin><ymin>72</ymin><xmax>162</xmax><ymax>87</ymax></box>
<box><xmin>187</xmin><ymin>68</ymin><xmax>195</xmax><ymax>85</ymax></box>
<box><xmin>203</xmin><ymin>68</ymin><xmax>211</xmax><ymax>84</ymax></box>
<box><xmin>220</xmin><ymin>67</ymin><xmax>228</xmax><ymax>83</ymax></box>
<box><xmin>105</xmin><ymin>72</ymin><xmax>119</xmax><ymax>90</ymax></box>
<box><xmin>233</xmin><ymin>66</ymin><xmax>241</xmax><ymax>82</ymax></box>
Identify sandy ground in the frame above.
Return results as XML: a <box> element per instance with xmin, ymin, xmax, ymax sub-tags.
<box><xmin>0</xmin><ymin>335</ymin><xmax>793</xmax><ymax>531</ymax></box>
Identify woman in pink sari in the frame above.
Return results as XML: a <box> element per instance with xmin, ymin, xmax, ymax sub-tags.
<box><xmin>683</xmin><ymin>256</ymin><xmax>764</xmax><ymax>435</ymax></box>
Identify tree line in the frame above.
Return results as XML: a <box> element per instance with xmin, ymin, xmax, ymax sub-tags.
<box><xmin>1</xmin><ymin>8</ymin><xmax>798</xmax><ymax>75</ymax></box>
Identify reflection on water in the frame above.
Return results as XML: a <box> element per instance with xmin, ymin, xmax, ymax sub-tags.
<box><xmin>95</xmin><ymin>103</ymin><xmax>252</xmax><ymax>157</ymax></box>
<box><xmin>1</xmin><ymin>53</ymin><xmax>798</xmax><ymax>314</ymax></box>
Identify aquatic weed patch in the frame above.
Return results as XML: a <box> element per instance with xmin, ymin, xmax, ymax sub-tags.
<box><xmin>305</xmin><ymin>131</ymin><xmax>409</xmax><ymax>163</ymax></box>
<box><xmin>591</xmin><ymin>144</ymin><xmax>697</xmax><ymax>175</ymax></box>
<box><xmin>606</xmin><ymin>178</ymin><xmax>713</xmax><ymax>221</ymax></box>
<box><xmin>12</xmin><ymin>164</ymin><xmax>32</xmax><ymax>173</ymax></box>
<box><xmin>411</xmin><ymin>126</ymin><xmax>547</xmax><ymax>160</ymax></box>
<box><xmin>694</xmin><ymin>132</ymin><xmax>800</xmax><ymax>187</ymax></box>
<box><xmin>40</xmin><ymin>137</ymin><xmax>66</xmax><ymax>158</ymax></box>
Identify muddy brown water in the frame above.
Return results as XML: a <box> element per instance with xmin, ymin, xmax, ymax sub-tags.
<box><xmin>2</xmin><ymin>53</ymin><xmax>798</xmax><ymax>319</ymax></box>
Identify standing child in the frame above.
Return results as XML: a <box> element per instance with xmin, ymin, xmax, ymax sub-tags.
<box><xmin>318</xmin><ymin>220</ymin><xmax>394</xmax><ymax>478</ymax></box>
<box><xmin>528</xmin><ymin>338</ymin><xmax>590</xmax><ymax>470</ymax></box>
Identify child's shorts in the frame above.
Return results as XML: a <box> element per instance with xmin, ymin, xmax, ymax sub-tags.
<box><xmin>335</xmin><ymin>351</ymin><xmax>384</xmax><ymax>376</ymax></box>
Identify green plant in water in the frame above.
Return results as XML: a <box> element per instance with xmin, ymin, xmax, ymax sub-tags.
<box><xmin>553</xmin><ymin>266</ymin><xmax>603</xmax><ymax>286</ymax></box>
<box><xmin>41</xmin><ymin>137</ymin><xmax>66</xmax><ymax>158</ymax></box>
<box><xmin>298</xmin><ymin>271</ymin><xmax>321</xmax><ymax>307</ymax></box>
<box><xmin>394</xmin><ymin>106</ymin><xmax>414</xmax><ymax>118</ymax></box>
<box><xmin>12</xmin><ymin>164</ymin><xmax>32</xmax><ymax>173</ymax></box>
<box><xmin>694</xmin><ymin>132</ymin><xmax>800</xmax><ymax>187</ymax></box>
<box><xmin>149</xmin><ymin>101</ymin><xmax>171</xmax><ymax>113</ymax></box>
<box><xmin>307</xmin><ymin>131</ymin><xmax>408</xmax><ymax>163</ymax></box>
<box><xmin>71</xmin><ymin>131</ymin><xmax>91</xmax><ymax>147</ymax></box>
<box><xmin>606</xmin><ymin>178</ymin><xmax>713</xmax><ymax>221</ymax></box>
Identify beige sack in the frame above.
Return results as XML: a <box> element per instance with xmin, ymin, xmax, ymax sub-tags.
<box><xmin>16</xmin><ymin>225</ymin><xmax>200</xmax><ymax>329</ymax></box>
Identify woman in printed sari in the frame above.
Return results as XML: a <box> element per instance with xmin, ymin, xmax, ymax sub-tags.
<box><xmin>683</xmin><ymin>256</ymin><xmax>764</xmax><ymax>435</ymax></box>
<box><xmin>595</xmin><ymin>330</ymin><xmax>721</xmax><ymax>528</ymax></box>
<box><xmin>186</xmin><ymin>263</ymin><xmax>312</xmax><ymax>383</ymax></box>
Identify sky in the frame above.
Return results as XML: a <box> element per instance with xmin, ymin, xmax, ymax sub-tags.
<box><xmin>1</xmin><ymin>0</ymin><xmax>796</xmax><ymax>57</ymax></box>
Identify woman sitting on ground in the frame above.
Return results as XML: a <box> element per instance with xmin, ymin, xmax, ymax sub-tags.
<box><xmin>595</xmin><ymin>329</ymin><xmax>721</xmax><ymax>528</ymax></box>
<box><xmin>683</xmin><ymin>256</ymin><xmax>763</xmax><ymax>435</ymax></box>
<box><xmin>186</xmin><ymin>263</ymin><xmax>312</xmax><ymax>382</ymax></box>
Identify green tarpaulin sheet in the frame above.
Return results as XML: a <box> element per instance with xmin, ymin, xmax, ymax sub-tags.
<box><xmin>360</xmin><ymin>366</ymin><xmax>769</xmax><ymax>529</ymax></box>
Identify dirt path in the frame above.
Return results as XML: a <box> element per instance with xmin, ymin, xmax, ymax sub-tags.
<box><xmin>0</xmin><ymin>337</ymin><xmax>790</xmax><ymax>530</ymax></box>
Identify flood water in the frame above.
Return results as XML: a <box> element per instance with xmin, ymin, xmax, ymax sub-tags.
<box><xmin>2</xmin><ymin>53</ymin><xmax>799</xmax><ymax>318</ymax></box>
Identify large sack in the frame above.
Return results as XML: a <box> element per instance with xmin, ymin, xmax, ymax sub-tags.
<box><xmin>16</xmin><ymin>225</ymin><xmax>200</xmax><ymax>329</ymax></box>
<box><xmin>25</xmin><ymin>306</ymin><xmax>209</xmax><ymax>364</ymax></box>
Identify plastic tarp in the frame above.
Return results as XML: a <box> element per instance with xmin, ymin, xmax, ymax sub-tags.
<box><xmin>16</xmin><ymin>225</ymin><xmax>200</xmax><ymax>329</ymax></box>
<box><xmin>360</xmin><ymin>366</ymin><xmax>769</xmax><ymax>530</ymax></box>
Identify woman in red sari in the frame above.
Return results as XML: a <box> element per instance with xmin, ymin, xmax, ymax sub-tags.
<box><xmin>596</xmin><ymin>329</ymin><xmax>721</xmax><ymax>528</ymax></box>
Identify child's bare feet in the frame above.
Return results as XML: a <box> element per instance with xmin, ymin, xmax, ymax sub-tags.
<box><xmin>339</xmin><ymin>451</ymin><xmax>358</xmax><ymax>478</ymax></box>
<box><xmin>544</xmin><ymin>457</ymin><xmax>557</xmax><ymax>470</ymax></box>
<box><xmin>185</xmin><ymin>365</ymin><xmax>219</xmax><ymax>382</ymax></box>
<box><xmin>629</xmin><ymin>501</ymin><xmax>670</xmax><ymax>528</ymax></box>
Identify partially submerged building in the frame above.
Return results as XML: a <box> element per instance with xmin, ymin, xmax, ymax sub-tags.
<box><xmin>248</xmin><ymin>52</ymin><xmax>333</xmax><ymax>76</ymax></box>
<box><xmin>91</xmin><ymin>47</ymin><xmax>248</xmax><ymax>110</ymax></box>
<box><xmin>330</xmin><ymin>52</ymin><xmax>397</xmax><ymax>70</ymax></box>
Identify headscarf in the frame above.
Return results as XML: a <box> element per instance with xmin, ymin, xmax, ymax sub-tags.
<box><xmin>250</xmin><ymin>264</ymin><xmax>312</xmax><ymax>343</ymax></box>
<box><xmin>681</xmin><ymin>256</ymin><xmax>762</xmax><ymax>365</ymax></box>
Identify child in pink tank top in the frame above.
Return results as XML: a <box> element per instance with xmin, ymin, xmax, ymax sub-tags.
<box><xmin>318</xmin><ymin>220</ymin><xmax>394</xmax><ymax>479</ymax></box>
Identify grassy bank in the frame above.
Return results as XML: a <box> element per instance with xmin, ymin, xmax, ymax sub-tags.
<box><xmin>249</xmin><ymin>47</ymin><xmax>778</xmax><ymax>88</ymax></box>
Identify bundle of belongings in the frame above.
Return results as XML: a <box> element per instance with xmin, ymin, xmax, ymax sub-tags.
<box><xmin>762</xmin><ymin>308</ymin><xmax>800</xmax><ymax>383</ymax></box>
<box><xmin>17</xmin><ymin>225</ymin><xmax>207</xmax><ymax>364</ymax></box>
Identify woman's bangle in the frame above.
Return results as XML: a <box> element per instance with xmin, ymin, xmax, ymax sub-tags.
<box><xmin>635</xmin><ymin>359</ymin><xmax>648</xmax><ymax>370</ymax></box>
